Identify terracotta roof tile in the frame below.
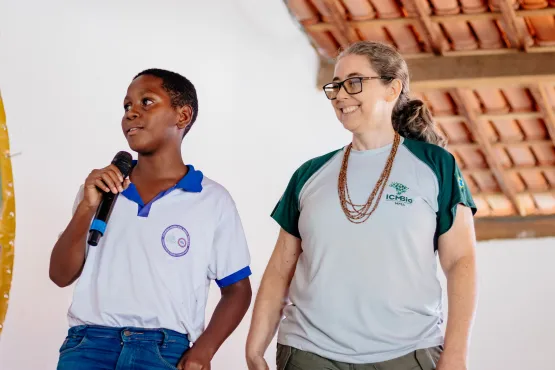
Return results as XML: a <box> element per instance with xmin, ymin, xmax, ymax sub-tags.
<box><xmin>288</xmin><ymin>0</ymin><xmax>555</xmax><ymax>54</ymax></box>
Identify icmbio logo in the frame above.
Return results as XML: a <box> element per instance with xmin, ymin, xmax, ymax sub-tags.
<box><xmin>386</xmin><ymin>182</ymin><xmax>413</xmax><ymax>206</ymax></box>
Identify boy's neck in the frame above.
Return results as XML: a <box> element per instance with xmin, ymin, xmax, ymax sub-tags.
<box><xmin>132</xmin><ymin>147</ymin><xmax>188</xmax><ymax>184</ymax></box>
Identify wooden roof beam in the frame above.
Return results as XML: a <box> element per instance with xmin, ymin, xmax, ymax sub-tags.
<box><xmin>305</xmin><ymin>8</ymin><xmax>555</xmax><ymax>32</ymax></box>
<box><xmin>320</xmin><ymin>0</ymin><xmax>358</xmax><ymax>47</ymax></box>
<box><xmin>498</xmin><ymin>0</ymin><xmax>528</xmax><ymax>49</ymax></box>
<box><xmin>317</xmin><ymin>52</ymin><xmax>555</xmax><ymax>90</ymax></box>
<box><xmin>409</xmin><ymin>0</ymin><xmax>445</xmax><ymax>55</ymax></box>
<box><xmin>435</xmin><ymin>111</ymin><xmax>542</xmax><ymax>122</ymax></box>
<box><xmin>451</xmin><ymin>89</ymin><xmax>527</xmax><ymax>216</ymax></box>
<box><xmin>529</xmin><ymin>84</ymin><xmax>555</xmax><ymax>148</ymax></box>
<box><xmin>410</xmin><ymin>52</ymin><xmax>555</xmax><ymax>90</ymax></box>
<box><xmin>473</xmin><ymin>190</ymin><xmax>555</xmax><ymax>196</ymax></box>
<box><xmin>451</xmin><ymin>139</ymin><xmax>554</xmax><ymax>150</ymax></box>
<box><xmin>463</xmin><ymin>165</ymin><xmax>555</xmax><ymax>176</ymax></box>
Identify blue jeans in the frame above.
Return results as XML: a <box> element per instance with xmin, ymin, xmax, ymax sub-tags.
<box><xmin>57</xmin><ymin>325</ymin><xmax>190</xmax><ymax>370</ymax></box>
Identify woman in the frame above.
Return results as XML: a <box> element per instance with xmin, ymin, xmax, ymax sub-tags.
<box><xmin>246</xmin><ymin>41</ymin><xmax>477</xmax><ymax>370</ymax></box>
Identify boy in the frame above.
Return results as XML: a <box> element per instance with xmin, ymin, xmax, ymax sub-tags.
<box><xmin>50</xmin><ymin>69</ymin><xmax>252</xmax><ymax>370</ymax></box>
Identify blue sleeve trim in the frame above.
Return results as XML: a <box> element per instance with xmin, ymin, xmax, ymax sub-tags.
<box><xmin>215</xmin><ymin>266</ymin><xmax>252</xmax><ymax>288</ymax></box>
<box><xmin>90</xmin><ymin>219</ymin><xmax>107</xmax><ymax>235</ymax></box>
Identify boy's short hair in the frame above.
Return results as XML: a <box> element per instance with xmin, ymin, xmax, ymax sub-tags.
<box><xmin>134</xmin><ymin>68</ymin><xmax>198</xmax><ymax>137</ymax></box>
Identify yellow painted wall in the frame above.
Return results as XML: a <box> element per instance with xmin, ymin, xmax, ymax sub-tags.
<box><xmin>0</xmin><ymin>91</ymin><xmax>16</xmax><ymax>336</ymax></box>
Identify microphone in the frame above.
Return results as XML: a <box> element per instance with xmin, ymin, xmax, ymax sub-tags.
<box><xmin>88</xmin><ymin>151</ymin><xmax>133</xmax><ymax>246</ymax></box>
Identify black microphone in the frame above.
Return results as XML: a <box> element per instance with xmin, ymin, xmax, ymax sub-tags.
<box><xmin>88</xmin><ymin>151</ymin><xmax>133</xmax><ymax>246</ymax></box>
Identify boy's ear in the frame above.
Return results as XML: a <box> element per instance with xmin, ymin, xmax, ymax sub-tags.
<box><xmin>177</xmin><ymin>105</ymin><xmax>193</xmax><ymax>130</ymax></box>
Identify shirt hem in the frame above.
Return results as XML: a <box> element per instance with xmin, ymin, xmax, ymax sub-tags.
<box><xmin>277</xmin><ymin>336</ymin><xmax>444</xmax><ymax>364</ymax></box>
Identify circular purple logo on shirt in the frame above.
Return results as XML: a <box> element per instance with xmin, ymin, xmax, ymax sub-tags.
<box><xmin>161</xmin><ymin>225</ymin><xmax>190</xmax><ymax>257</ymax></box>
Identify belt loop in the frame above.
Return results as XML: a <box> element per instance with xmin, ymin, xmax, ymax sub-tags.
<box><xmin>160</xmin><ymin>328</ymin><xmax>169</xmax><ymax>345</ymax></box>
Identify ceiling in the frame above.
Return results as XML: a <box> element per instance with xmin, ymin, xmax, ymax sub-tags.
<box><xmin>285</xmin><ymin>0</ymin><xmax>555</xmax><ymax>239</ymax></box>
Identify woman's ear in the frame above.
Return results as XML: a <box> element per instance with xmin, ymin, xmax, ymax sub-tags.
<box><xmin>385</xmin><ymin>79</ymin><xmax>402</xmax><ymax>103</ymax></box>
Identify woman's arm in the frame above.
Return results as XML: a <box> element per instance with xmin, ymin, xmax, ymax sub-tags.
<box><xmin>245</xmin><ymin>228</ymin><xmax>302</xmax><ymax>370</ymax></box>
<box><xmin>436</xmin><ymin>204</ymin><xmax>478</xmax><ymax>370</ymax></box>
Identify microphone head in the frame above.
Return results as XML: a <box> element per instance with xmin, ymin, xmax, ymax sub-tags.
<box><xmin>112</xmin><ymin>151</ymin><xmax>133</xmax><ymax>177</ymax></box>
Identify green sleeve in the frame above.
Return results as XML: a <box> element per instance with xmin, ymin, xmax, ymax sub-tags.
<box><xmin>270</xmin><ymin>167</ymin><xmax>303</xmax><ymax>239</ymax></box>
<box><xmin>270</xmin><ymin>149</ymin><xmax>342</xmax><ymax>239</ymax></box>
<box><xmin>437</xmin><ymin>153</ymin><xmax>477</xmax><ymax>236</ymax></box>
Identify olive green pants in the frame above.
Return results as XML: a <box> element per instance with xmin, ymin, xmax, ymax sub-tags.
<box><xmin>276</xmin><ymin>344</ymin><xmax>443</xmax><ymax>370</ymax></box>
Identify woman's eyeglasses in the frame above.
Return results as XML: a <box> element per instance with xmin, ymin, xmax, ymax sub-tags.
<box><xmin>322</xmin><ymin>76</ymin><xmax>392</xmax><ymax>100</ymax></box>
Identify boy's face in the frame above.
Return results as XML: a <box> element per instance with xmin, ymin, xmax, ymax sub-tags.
<box><xmin>122</xmin><ymin>75</ymin><xmax>191</xmax><ymax>154</ymax></box>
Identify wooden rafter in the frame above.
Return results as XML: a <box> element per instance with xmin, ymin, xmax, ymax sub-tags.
<box><xmin>451</xmin><ymin>89</ymin><xmax>527</xmax><ymax>216</ymax></box>
<box><xmin>309</xmin><ymin>18</ymin><xmax>415</xmax><ymax>31</ymax></box>
<box><xmin>409</xmin><ymin>0</ymin><xmax>444</xmax><ymax>55</ymax></box>
<box><xmin>451</xmin><ymin>139</ymin><xmax>554</xmax><ymax>151</ymax></box>
<box><xmin>529</xmin><ymin>84</ymin><xmax>555</xmax><ymax>148</ymax></box>
<box><xmin>473</xmin><ymin>190</ymin><xmax>555</xmax><ymax>196</ymax></box>
<box><xmin>507</xmin><ymin>165</ymin><xmax>555</xmax><ymax>174</ymax></box>
<box><xmin>321</xmin><ymin>0</ymin><xmax>357</xmax><ymax>47</ymax></box>
<box><xmin>463</xmin><ymin>165</ymin><xmax>555</xmax><ymax>176</ymax></box>
<box><xmin>498</xmin><ymin>0</ymin><xmax>527</xmax><ymax>49</ymax></box>
<box><xmin>434</xmin><ymin>13</ymin><xmax>502</xmax><ymax>23</ymax></box>
<box><xmin>518</xmin><ymin>8</ymin><xmax>555</xmax><ymax>17</ymax></box>
<box><xmin>527</xmin><ymin>46</ymin><xmax>555</xmax><ymax>53</ymax></box>
<box><xmin>306</xmin><ymin>8</ymin><xmax>555</xmax><ymax>32</ymax></box>
<box><xmin>480</xmin><ymin>111</ymin><xmax>542</xmax><ymax>120</ymax></box>
<box><xmin>436</xmin><ymin>111</ymin><xmax>542</xmax><ymax>122</ymax></box>
<box><xmin>463</xmin><ymin>168</ymin><xmax>555</xmax><ymax>184</ymax></box>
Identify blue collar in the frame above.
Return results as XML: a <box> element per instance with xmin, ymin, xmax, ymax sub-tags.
<box><xmin>173</xmin><ymin>164</ymin><xmax>204</xmax><ymax>192</ymax></box>
<box><xmin>121</xmin><ymin>162</ymin><xmax>203</xmax><ymax>211</ymax></box>
<box><xmin>129</xmin><ymin>160</ymin><xmax>203</xmax><ymax>193</ymax></box>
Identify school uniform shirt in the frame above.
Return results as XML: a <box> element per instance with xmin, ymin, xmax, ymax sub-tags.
<box><xmin>271</xmin><ymin>137</ymin><xmax>477</xmax><ymax>364</ymax></box>
<box><xmin>66</xmin><ymin>165</ymin><xmax>251</xmax><ymax>342</ymax></box>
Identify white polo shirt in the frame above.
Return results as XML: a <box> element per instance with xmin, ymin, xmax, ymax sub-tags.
<box><xmin>65</xmin><ymin>164</ymin><xmax>251</xmax><ymax>342</ymax></box>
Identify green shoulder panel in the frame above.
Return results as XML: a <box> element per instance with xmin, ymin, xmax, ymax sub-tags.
<box><xmin>271</xmin><ymin>149</ymin><xmax>342</xmax><ymax>239</ymax></box>
<box><xmin>402</xmin><ymin>138</ymin><xmax>477</xmax><ymax>238</ymax></box>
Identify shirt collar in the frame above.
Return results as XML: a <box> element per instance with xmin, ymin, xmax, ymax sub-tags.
<box><xmin>130</xmin><ymin>160</ymin><xmax>203</xmax><ymax>193</ymax></box>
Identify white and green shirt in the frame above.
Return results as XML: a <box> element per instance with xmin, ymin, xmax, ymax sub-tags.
<box><xmin>271</xmin><ymin>137</ymin><xmax>476</xmax><ymax>364</ymax></box>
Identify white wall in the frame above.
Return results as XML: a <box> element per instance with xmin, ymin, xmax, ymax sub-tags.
<box><xmin>0</xmin><ymin>1</ymin><xmax>553</xmax><ymax>369</ymax></box>
<box><xmin>468</xmin><ymin>237</ymin><xmax>555</xmax><ymax>369</ymax></box>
